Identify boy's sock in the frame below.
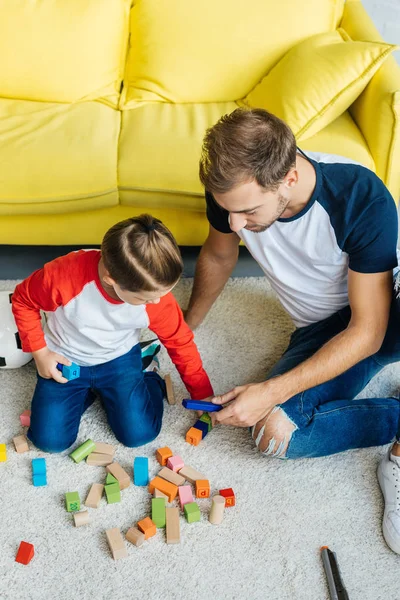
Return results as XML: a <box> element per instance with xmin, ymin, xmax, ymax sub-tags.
<box><xmin>140</xmin><ymin>339</ymin><xmax>161</xmax><ymax>372</ymax></box>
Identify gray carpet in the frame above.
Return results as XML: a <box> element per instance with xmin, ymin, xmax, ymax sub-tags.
<box><xmin>0</xmin><ymin>277</ymin><xmax>399</xmax><ymax>600</ymax></box>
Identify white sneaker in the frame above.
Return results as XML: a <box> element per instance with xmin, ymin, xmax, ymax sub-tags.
<box><xmin>377</xmin><ymin>448</ymin><xmax>400</xmax><ymax>554</ymax></box>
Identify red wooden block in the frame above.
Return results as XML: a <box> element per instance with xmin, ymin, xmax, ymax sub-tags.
<box><xmin>15</xmin><ymin>541</ymin><xmax>34</xmax><ymax>565</ymax></box>
<box><xmin>219</xmin><ymin>488</ymin><xmax>235</xmax><ymax>507</ymax></box>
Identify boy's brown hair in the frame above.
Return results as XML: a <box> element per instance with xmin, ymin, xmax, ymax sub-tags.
<box><xmin>102</xmin><ymin>214</ymin><xmax>183</xmax><ymax>292</ymax></box>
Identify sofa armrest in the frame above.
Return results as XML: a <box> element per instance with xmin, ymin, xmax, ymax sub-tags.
<box><xmin>341</xmin><ymin>0</ymin><xmax>400</xmax><ymax>200</ymax></box>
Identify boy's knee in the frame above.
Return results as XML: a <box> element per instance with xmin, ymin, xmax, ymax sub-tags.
<box><xmin>28</xmin><ymin>430</ymin><xmax>75</xmax><ymax>453</ymax></box>
<box><xmin>252</xmin><ymin>407</ymin><xmax>297</xmax><ymax>458</ymax></box>
<box><xmin>115</xmin><ymin>423</ymin><xmax>162</xmax><ymax>448</ymax></box>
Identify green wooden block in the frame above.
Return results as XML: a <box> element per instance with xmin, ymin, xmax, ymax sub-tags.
<box><xmin>69</xmin><ymin>439</ymin><xmax>96</xmax><ymax>463</ymax></box>
<box><xmin>184</xmin><ymin>502</ymin><xmax>201</xmax><ymax>523</ymax></box>
<box><xmin>65</xmin><ymin>491</ymin><xmax>80</xmax><ymax>512</ymax></box>
<box><xmin>106</xmin><ymin>473</ymin><xmax>118</xmax><ymax>485</ymax></box>
<box><xmin>151</xmin><ymin>497</ymin><xmax>166</xmax><ymax>528</ymax></box>
<box><xmin>199</xmin><ymin>412</ymin><xmax>212</xmax><ymax>432</ymax></box>
<box><xmin>105</xmin><ymin>482</ymin><xmax>121</xmax><ymax>504</ymax></box>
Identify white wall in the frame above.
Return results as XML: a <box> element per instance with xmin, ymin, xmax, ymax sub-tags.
<box><xmin>361</xmin><ymin>0</ymin><xmax>400</xmax><ymax>63</ymax></box>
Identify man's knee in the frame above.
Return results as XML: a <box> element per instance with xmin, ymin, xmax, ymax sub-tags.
<box><xmin>252</xmin><ymin>407</ymin><xmax>297</xmax><ymax>458</ymax></box>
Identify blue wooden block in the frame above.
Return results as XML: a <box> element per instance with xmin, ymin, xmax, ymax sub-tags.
<box><xmin>33</xmin><ymin>473</ymin><xmax>47</xmax><ymax>487</ymax></box>
<box><xmin>57</xmin><ymin>362</ymin><xmax>80</xmax><ymax>381</ymax></box>
<box><xmin>193</xmin><ymin>420</ymin><xmax>209</xmax><ymax>439</ymax></box>
<box><xmin>32</xmin><ymin>458</ymin><xmax>46</xmax><ymax>476</ymax></box>
<box><xmin>133</xmin><ymin>457</ymin><xmax>149</xmax><ymax>486</ymax></box>
<box><xmin>182</xmin><ymin>399</ymin><xmax>222</xmax><ymax>412</ymax></box>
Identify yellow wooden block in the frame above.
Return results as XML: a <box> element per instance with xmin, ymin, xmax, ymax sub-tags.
<box><xmin>0</xmin><ymin>443</ymin><xmax>7</xmax><ymax>462</ymax></box>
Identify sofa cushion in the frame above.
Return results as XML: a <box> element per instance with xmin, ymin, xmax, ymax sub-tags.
<box><xmin>0</xmin><ymin>0</ymin><xmax>130</xmax><ymax>106</ymax></box>
<box><xmin>243</xmin><ymin>29</ymin><xmax>397</xmax><ymax>141</ymax></box>
<box><xmin>0</xmin><ymin>99</ymin><xmax>120</xmax><ymax>215</ymax></box>
<box><xmin>121</xmin><ymin>0</ymin><xmax>345</xmax><ymax>108</ymax></box>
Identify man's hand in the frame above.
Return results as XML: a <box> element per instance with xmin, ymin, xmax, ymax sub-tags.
<box><xmin>32</xmin><ymin>347</ymin><xmax>72</xmax><ymax>383</ymax></box>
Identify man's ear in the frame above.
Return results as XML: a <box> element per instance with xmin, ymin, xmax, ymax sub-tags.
<box><xmin>284</xmin><ymin>168</ymin><xmax>298</xmax><ymax>189</ymax></box>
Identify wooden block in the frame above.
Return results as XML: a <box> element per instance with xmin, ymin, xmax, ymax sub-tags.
<box><xmin>156</xmin><ymin>447</ymin><xmax>173</xmax><ymax>466</ymax></box>
<box><xmin>193</xmin><ymin>420</ymin><xmax>209</xmax><ymax>439</ymax></box>
<box><xmin>32</xmin><ymin>458</ymin><xmax>46</xmax><ymax>475</ymax></box>
<box><xmin>105</xmin><ymin>482</ymin><xmax>121</xmax><ymax>504</ymax></box>
<box><xmin>137</xmin><ymin>517</ymin><xmax>156</xmax><ymax>540</ymax></box>
<box><xmin>126</xmin><ymin>527</ymin><xmax>145</xmax><ymax>547</ymax></box>
<box><xmin>199</xmin><ymin>412</ymin><xmax>212</xmax><ymax>431</ymax></box>
<box><xmin>133</xmin><ymin>456</ymin><xmax>149</xmax><ymax>486</ymax></box>
<box><xmin>65</xmin><ymin>491</ymin><xmax>80</xmax><ymax>512</ymax></box>
<box><xmin>13</xmin><ymin>434</ymin><xmax>29</xmax><ymax>453</ymax></box>
<box><xmin>152</xmin><ymin>497</ymin><xmax>166</xmax><ymax>528</ymax></box>
<box><xmin>178</xmin><ymin>465</ymin><xmax>206</xmax><ymax>484</ymax></box>
<box><xmin>85</xmin><ymin>483</ymin><xmax>104</xmax><ymax>508</ymax></box>
<box><xmin>32</xmin><ymin>474</ymin><xmax>47</xmax><ymax>487</ymax></box>
<box><xmin>15</xmin><ymin>541</ymin><xmax>34</xmax><ymax>565</ymax></box>
<box><xmin>164</xmin><ymin>374</ymin><xmax>176</xmax><ymax>405</ymax></box>
<box><xmin>158</xmin><ymin>467</ymin><xmax>185</xmax><ymax>487</ymax></box>
<box><xmin>93</xmin><ymin>442</ymin><xmax>115</xmax><ymax>456</ymax></box>
<box><xmin>20</xmin><ymin>410</ymin><xmax>31</xmax><ymax>427</ymax></box>
<box><xmin>86</xmin><ymin>452</ymin><xmax>113</xmax><ymax>466</ymax></box>
<box><xmin>166</xmin><ymin>507</ymin><xmax>180</xmax><ymax>544</ymax></box>
<box><xmin>148</xmin><ymin>476</ymin><xmax>178</xmax><ymax>502</ymax></box>
<box><xmin>69</xmin><ymin>439</ymin><xmax>96</xmax><ymax>463</ymax></box>
<box><xmin>209</xmin><ymin>495</ymin><xmax>225</xmax><ymax>525</ymax></box>
<box><xmin>167</xmin><ymin>455</ymin><xmax>184</xmax><ymax>472</ymax></box>
<box><xmin>106</xmin><ymin>462</ymin><xmax>130</xmax><ymax>490</ymax></box>
<box><xmin>0</xmin><ymin>443</ymin><xmax>7</xmax><ymax>462</ymax></box>
<box><xmin>219</xmin><ymin>487</ymin><xmax>236</xmax><ymax>507</ymax></box>
<box><xmin>73</xmin><ymin>511</ymin><xmax>90</xmax><ymax>527</ymax></box>
<box><xmin>185</xmin><ymin>427</ymin><xmax>202</xmax><ymax>446</ymax></box>
<box><xmin>178</xmin><ymin>485</ymin><xmax>194</xmax><ymax>509</ymax></box>
<box><xmin>195</xmin><ymin>479</ymin><xmax>210</xmax><ymax>499</ymax></box>
<box><xmin>106</xmin><ymin>473</ymin><xmax>117</xmax><ymax>485</ymax></box>
<box><xmin>154</xmin><ymin>488</ymin><xmax>169</xmax><ymax>502</ymax></box>
<box><xmin>184</xmin><ymin>502</ymin><xmax>201</xmax><ymax>523</ymax></box>
<box><xmin>106</xmin><ymin>528</ymin><xmax>127</xmax><ymax>560</ymax></box>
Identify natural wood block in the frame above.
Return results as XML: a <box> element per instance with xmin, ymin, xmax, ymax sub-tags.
<box><xmin>185</xmin><ymin>427</ymin><xmax>202</xmax><ymax>446</ymax></box>
<box><xmin>164</xmin><ymin>374</ymin><xmax>176</xmax><ymax>405</ymax></box>
<box><xmin>85</xmin><ymin>483</ymin><xmax>104</xmax><ymax>508</ymax></box>
<box><xmin>166</xmin><ymin>507</ymin><xmax>180</xmax><ymax>544</ymax></box>
<box><xmin>209</xmin><ymin>495</ymin><xmax>225</xmax><ymax>525</ymax></box>
<box><xmin>148</xmin><ymin>476</ymin><xmax>178</xmax><ymax>502</ymax></box>
<box><xmin>178</xmin><ymin>465</ymin><xmax>206</xmax><ymax>484</ymax></box>
<box><xmin>93</xmin><ymin>442</ymin><xmax>115</xmax><ymax>456</ymax></box>
<box><xmin>73</xmin><ymin>511</ymin><xmax>90</xmax><ymax>527</ymax></box>
<box><xmin>106</xmin><ymin>528</ymin><xmax>127</xmax><ymax>560</ymax></box>
<box><xmin>156</xmin><ymin>447</ymin><xmax>173</xmax><ymax>466</ymax></box>
<box><xmin>195</xmin><ymin>479</ymin><xmax>210</xmax><ymax>498</ymax></box>
<box><xmin>158</xmin><ymin>467</ymin><xmax>185</xmax><ymax>487</ymax></box>
<box><xmin>86</xmin><ymin>452</ymin><xmax>113</xmax><ymax>466</ymax></box>
<box><xmin>154</xmin><ymin>488</ymin><xmax>169</xmax><ymax>502</ymax></box>
<box><xmin>13</xmin><ymin>434</ymin><xmax>29</xmax><ymax>453</ymax></box>
<box><xmin>106</xmin><ymin>462</ymin><xmax>130</xmax><ymax>490</ymax></box>
<box><xmin>137</xmin><ymin>517</ymin><xmax>156</xmax><ymax>540</ymax></box>
<box><xmin>126</xmin><ymin>527</ymin><xmax>145</xmax><ymax>547</ymax></box>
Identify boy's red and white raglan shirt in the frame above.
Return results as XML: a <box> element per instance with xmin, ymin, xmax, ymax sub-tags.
<box><xmin>12</xmin><ymin>250</ymin><xmax>213</xmax><ymax>400</ymax></box>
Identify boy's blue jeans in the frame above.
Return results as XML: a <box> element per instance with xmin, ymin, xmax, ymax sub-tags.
<box><xmin>267</xmin><ymin>276</ymin><xmax>400</xmax><ymax>459</ymax></box>
<box><xmin>28</xmin><ymin>344</ymin><xmax>166</xmax><ymax>452</ymax></box>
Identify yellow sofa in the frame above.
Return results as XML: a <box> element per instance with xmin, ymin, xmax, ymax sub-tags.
<box><xmin>0</xmin><ymin>0</ymin><xmax>399</xmax><ymax>247</ymax></box>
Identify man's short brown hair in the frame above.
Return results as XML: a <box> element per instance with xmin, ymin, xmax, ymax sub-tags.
<box><xmin>199</xmin><ymin>108</ymin><xmax>297</xmax><ymax>194</ymax></box>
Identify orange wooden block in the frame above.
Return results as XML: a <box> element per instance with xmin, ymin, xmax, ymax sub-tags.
<box><xmin>137</xmin><ymin>517</ymin><xmax>156</xmax><ymax>540</ymax></box>
<box><xmin>148</xmin><ymin>476</ymin><xmax>178</xmax><ymax>502</ymax></box>
<box><xmin>156</xmin><ymin>447</ymin><xmax>173</xmax><ymax>466</ymax></box>
<box><xmin>186</xmin><ymin>427</ymin><xmax>202</xmax><ymax>446</ymax></box>
<box><xmin>195</xmin><ymin>479</ymin><xmax>210</xmax><ymax>498</ymax></box>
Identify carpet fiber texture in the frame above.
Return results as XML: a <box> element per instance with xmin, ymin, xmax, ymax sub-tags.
<box><xmin>0</xmin><ymin>277</ymin><xmax>399</xmax><ymax>600</ymax></box>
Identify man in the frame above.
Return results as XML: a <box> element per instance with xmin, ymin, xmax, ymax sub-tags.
<box><xmin>185</xmin><ymin>108</ymin><xmax>400</xmax><ymax>554</ymax></box>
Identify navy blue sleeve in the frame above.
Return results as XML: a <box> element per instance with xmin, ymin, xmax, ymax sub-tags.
<box><xmin>205</xmin><ymin>191</ymin><xmax>232</xmax><ymax>234</ymax></box>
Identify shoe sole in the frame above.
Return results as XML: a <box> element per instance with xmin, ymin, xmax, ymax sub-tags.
<box><xmin>377</xmin><ymin>463</ymin><xmax>400</xmax><ymax>555</ymax></box>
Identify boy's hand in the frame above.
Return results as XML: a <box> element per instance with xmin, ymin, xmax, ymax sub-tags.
<box><xmin>32</xmin><ymin>347</ymin><xmax>72</xmax><ymax>384</ymax></box>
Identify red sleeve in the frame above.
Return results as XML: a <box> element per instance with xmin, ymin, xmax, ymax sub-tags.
<box><xmin>146</xmin><ymin>293</ymin><xmax>214</xmax><ymax>400</ymax></box>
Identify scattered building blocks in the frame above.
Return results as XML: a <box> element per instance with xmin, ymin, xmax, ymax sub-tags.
<box><xmin>196</xmin><ymin>479</ymin><xmax>211</xmax><ymax>498</ymax></box>
<box><xmin>166</xmin><ymin>507</ymin><xmax>180</xmax><ymax>544</ymax></box>
<box><xmin>185</xmin><ymin>427</ymin><xmax>202</xmax><ymax>446</ymax></box>
<box><xmin>156</xmin><ymin>447</ymin><xmax>173</xmax><ymax>466</ymax></box>
<box><xmin>133</xmin><ymin>456</ymin><xmax>149</xmax><ymax>486</ymax></box>
<box><xmin>178</xmin><ymin>485</ymin><xmax>194</xmax><ymax>509</ymax></box>
<box><xmin>178</xmin><ymin>465</ymin><xmax>206</xmax><ymax>484</ymax></box>
<box><xmin>126</xmin><ymin>527</ymin><xmax>145</xmax><ymax>547</ymax></box>
<box><xmin>158</xmin><ymin>467</ymin><xmax>185</xmax><ymax>487</ymax></box>
<box><xmin>86</xmin><ymin>452</ymin><xmax>113</xmax><ymax>466</ymax></box>
<box><xmin>0</xmin><ymin>443</ymin><xmax>7</xmax><ymax>462</ymax></box>
<box><xmin>105</xmin><ymin>473</ymin><xmax>118</xmax><ymax>485</ymax></box>
<box><xmin>152</xmin><ymin>497</ymin><xmax>166</xmax><ymax>528</ymax></box>
<box><xmin>219</xmin><ymin>488</ymin><xmax>236</xmax><ymax>507</ymax></box>
<box><xmin>193</xmin><ymin>420</ymin><xmax>209</xmax><ymax>439</ymax></box>
<box><xmin>93</xmin><ymin>442</ymin><xmax>115</xmax><ymax>456</ymax></box>
<box><xmin>85</xmin><ymin>483</ymin><xmax>104</xmax><ymax>508</ymax></box>
<box><xmin>13</xmin><ymin>435</ymin><xmax>29</xmax><ymax>453</ymax></box>
<box><xmin>154</xmin><ymin>488</ymin><xmax>169</xmax><ymax>502</ymax></box>
<box><xmin>199</xmin><ymin>412</ymin><xmax>212</xmax><ymax>432</ymax></box>
<box><xmin>106</xmin><ymin>462</ymin><xmax>130</xmax><ymax>490</ymax></box>
<box><xmin>138</xmin><ymin>517</ymin><xmax>156</xmax><ymax>540</ymax></box>
<box><xmin>65</xmin><ymin>491</ymin><xmax>80</xmax><ymax>512</ymax></box>
<box><xmin>19</xmin><ymin>410</ymin><xmax>31</xmax><ymax>427</ymax></box>
<box><xmin>69</xmin><ymin>439</ymin><xmax>96</xmax><ymax>463</ymax></box>
<box><xmin>105</xmin><ymin>482</ymin><xmax>121</xmax><ymax>504</ymax></box>
<box><xmin>32</xmin><ymin>458</ymin><xmax>47</xmax><ymax>486</ymax></box>
<box><xmin>164</xmin><ymin>373</ymin><xmax>176</xmax><ymax>405</ymax></box>
<box><xmin>148</xmin><ymin>476</ymin><xmax>178</xmax><ymax>502</ymax></box>
<box><xmin>167</xmin><ymin>455</ymin><xmax>184</xmax><ymax>473</ymax></box>
<box><xmin>15</xmin><ymin>541</ymin><xmax>34</xmax><ymax>565</ymax></box>
<box><xmin>209</xmin><ymin>495</ymin><xmax>226</xmax><ymax>525</ymax></box>
<box><xmin>184</xmin><ymin>502</ymin><xmax>201</xmax><ymax>523</ymax></box>
<box><xmin>73</xmin><ymin>511</ymin><xmax>90</xmax><ymax>527</ymax></box>
<box><xmin>57</xmin><ymin>362</ymin><xmax>80</xmax><ymax>381</ymax></box>
<box><xmin>106</xmin><ymin>528</ymin><xmax>127</xmax><ymax>560</ymax></box>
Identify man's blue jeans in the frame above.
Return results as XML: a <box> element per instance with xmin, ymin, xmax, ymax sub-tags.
<box><xmin>267</xmin><ymin>276</ymin><xmax>400</xmax><ymax>459</ymax></box>
<box><xmin>28</xmin><ymin>344</ymin><xmax>166</xmax><ymax>452</ymax></box>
